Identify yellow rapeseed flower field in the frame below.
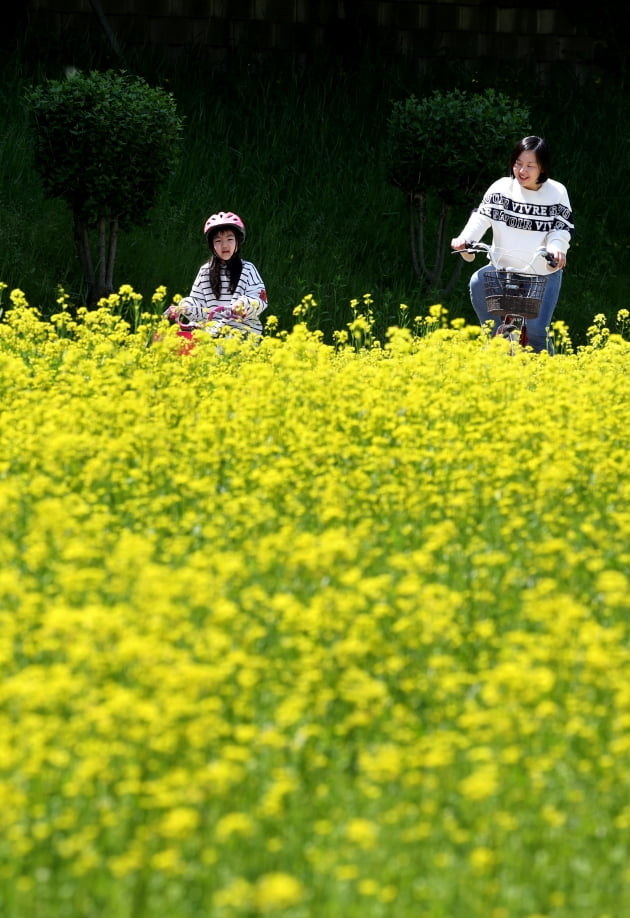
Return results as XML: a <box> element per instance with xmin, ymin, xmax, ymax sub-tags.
<box><xmin>1</xmin><ymin>287</ymin><xmax>630</xmax><ymax>917</ymax></box>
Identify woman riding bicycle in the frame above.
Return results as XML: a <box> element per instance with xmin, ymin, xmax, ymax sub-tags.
<box><xmin>451</xmin><ymin>135</ymin><xmax>574</xmax><ymax>353</ymax></box>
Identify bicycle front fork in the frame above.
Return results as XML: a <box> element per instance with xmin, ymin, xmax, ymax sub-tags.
<box><xmin>496</xmin><ymin>314</ymin><xmax>528</xmax><ymax>347</ymax></box>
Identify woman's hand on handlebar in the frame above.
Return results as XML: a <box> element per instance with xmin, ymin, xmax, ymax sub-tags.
<box><xmin>546</xmin><ymin>247</ymin><xmax>566</xmax><ymax>269</ymax></box>
<box><xmin>451</xmin><ymin>236</ymin><xmax>478</xmax><ymax>262</ymax></box>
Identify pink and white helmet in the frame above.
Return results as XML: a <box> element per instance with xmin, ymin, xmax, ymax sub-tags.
<box><xmin>203</xmin><ymin>211</ymin><xmax>246</xmax><ymax>241</ymax></box>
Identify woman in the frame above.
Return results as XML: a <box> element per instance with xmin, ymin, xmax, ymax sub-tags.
<box><xmin>165</xmin><ymin>211</ymin><xmax>268</xmax><ymax>340</ymax></box>
<box><xmin>451</xmin><ymin>136</ymin><xmax>573</xmax><ymax>353</ymax></box>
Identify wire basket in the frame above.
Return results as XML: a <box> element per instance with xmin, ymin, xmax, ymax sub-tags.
<box><xmin>483</xmin><ymin>270</ymin><xmax>547</xmax><ymax>318</ymax></box>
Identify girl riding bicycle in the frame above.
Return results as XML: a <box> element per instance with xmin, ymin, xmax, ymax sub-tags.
<box><xmin>451</xmin><ymin>135</ymin><xmax>574</xmax><ymax>353</ymax></box>
<box><xmin>164</xmin><ymin>211</ymin><xmax>268</xmax><ymax>341</ymax></box>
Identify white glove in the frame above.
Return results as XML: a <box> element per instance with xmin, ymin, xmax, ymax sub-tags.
<box><xmin>230</xmin><ymin>297</ymin><xmax>264</xmax><ymax>321</ymax></box>
<box><xmin>163</xmin><ymin>302</ymin><xmax>183</xmax><ymax>321</ymax></box>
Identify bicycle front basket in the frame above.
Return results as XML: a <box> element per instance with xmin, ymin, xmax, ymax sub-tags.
<box><xmin>483</xmin><ymin>270</ymin><xmax>547</xmax><ymax>318</ymax></box>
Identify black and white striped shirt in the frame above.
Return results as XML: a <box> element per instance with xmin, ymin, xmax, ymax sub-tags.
<box><xmin>178</xmin><ymin>260</ymin><xmax>268</xmax><ymax>335</ymax></box>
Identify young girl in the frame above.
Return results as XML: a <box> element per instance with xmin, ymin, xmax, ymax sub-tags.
<box><xmin>165</xmin><ymin>211</ymin><xmax>268</xmax><ymax>339</ymax></box>
<box><xmin>451</xmin><ymin>136</ymin><xmax>574</xmax><ymax>353</ymax></box>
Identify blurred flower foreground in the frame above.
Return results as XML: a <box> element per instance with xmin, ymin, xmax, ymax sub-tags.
<box><xmin>1</xmin><ymin>286</ymin><xmax>630</xmax><ymax>918</ymax></box>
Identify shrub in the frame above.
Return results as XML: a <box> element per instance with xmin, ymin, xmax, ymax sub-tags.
<box><xmin>24</xmin><ymin>69</ymin><xmax>183</xmax><ymax>305</ymax></box>
<box><xmin>385</xmin><ymin>88</ymin><xmax>530</xmax><ymax>292</ymax></box>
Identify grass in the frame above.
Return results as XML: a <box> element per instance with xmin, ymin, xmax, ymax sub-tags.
<box><xmin>0</xmin><ymin>41</ymin><xmax>629</xmax><ymax>345</ymax></box>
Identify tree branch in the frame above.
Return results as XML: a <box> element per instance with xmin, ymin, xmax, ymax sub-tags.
<box><xmin>87</xmin><ymin>0</ymin><xmax>125</xmax><ymax>63</ymax></box>
<box><xmin>105</xmin><ymin>218</ymin><xmax>118</xmax><ymax>295</ymax></box>
<box><xmin>73</xmin><ymin>213</ymin><xmax>95</xmax><ymax>300</ymax></box>
<box><xmin>430</xmin><ymin>201</ymin><xmax>450</xmax><ymax>288</ymax></box>
<box><xmin>409</xmin><ymin>191</ymin><xmax>431</xmax><ymax>287</ymax></box>
<box><xmin>96</xmin><ymin>217</ymin><xmax>107</xmax><ymax>304</ymax></box>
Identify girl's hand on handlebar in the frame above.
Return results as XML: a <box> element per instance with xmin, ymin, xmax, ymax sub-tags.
<box><xmin>163</xmin><ymin>303</ymin><xmax>182</xmax><ymax>321</ymax></box>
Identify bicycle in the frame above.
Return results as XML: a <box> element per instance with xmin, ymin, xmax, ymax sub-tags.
<box><xmin>457</xmin><ymin>242</ymin><xmax>557</xmax><ymax>349</ymax></box>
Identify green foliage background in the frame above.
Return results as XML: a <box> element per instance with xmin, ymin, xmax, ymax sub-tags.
<box><xmin>386</xmin><ymin>88</ymin><xmax>531</xmax><ymax>206</ymax></box>
<box><xmin>1</xmin><ymin>33</ymin><xmax>629</xmax><ymax>345</ymax></box>
<box><xmin>25</xmin><ymin>69</ymin><xmax>182</xmax><ymax>229</ymax></box>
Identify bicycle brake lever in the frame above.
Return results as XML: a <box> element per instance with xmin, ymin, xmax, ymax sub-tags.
<box><xmin>452</xmin><ymin>247</ymin><xmax>476</xmax><ymax>262</ymax></box>
<box><xmin>537</xmin><ymin>247</ymin><xmax>558</xmax><ymax>268</ymax></box>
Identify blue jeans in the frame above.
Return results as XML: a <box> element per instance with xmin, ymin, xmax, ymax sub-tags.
<box><xmin>469</xmin><ymin>265</ymin><xmax>563</xmax><ymax>354</ymax></box>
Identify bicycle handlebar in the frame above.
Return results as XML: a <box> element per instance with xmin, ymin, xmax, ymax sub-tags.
<box><xmin>455</xmin><ymin>241</ymin><xmax>558</xmax><ymax>269</ymax></box>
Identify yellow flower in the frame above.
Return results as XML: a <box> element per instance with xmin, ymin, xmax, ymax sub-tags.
<box><xmin>470</xmin><ymin>846</ymin><xmax>497</xmax><ymax>872</ymax></box>
<box><xmin>254</xmin><ymin>872</ymin><xmax>305</xmax><ymax>912</ymax></box>
<box><xmin>9</xmin><ymin>288</ymin><xmax>28</xmax><ymax>308</ymax></box>
<box><xmin>541</xmin><ymin>804</ymin><xmax>567</xmax><ymax>828</ymax></box>
<box><xmin>458</xmin><ymin>764</ymin><xmax>499</xmax><ymax>801</ymax></box>
<box><xmin>335</xmin><ymin>864</ymin><xmax>359</xmax><ymax>881</ymax></box>
<box><xmin>150</xmin><ymin>848</ymin><xmax>183</xmax><ymax>873</ymax></box>
<box><xmin>158</xmin><ymin>806</ymin><xmax>200</xmax><ymax>838</ymax></box>
<box><xmin>344</xmin><ymin>817</ymin><xmax>379</xmax><ymax>850</ymax></box>
<box><xmin>213</xmin><ymin>877</ymin><xmax>254</xmax><ymax>909</ymax></box>
<box><xmin>214</xmin><ymin>812</ymin><xmax>256</xmax><ymax>842</ymax></box>
<box><xmin>358</xmin><ymin>878</ymin><xmax>379</xmax><ymax>896</ymax></box>
<box><xmin>152</xmin><ymin>285</ymin><xmax>168</xmax><ymax>305</ymax></box>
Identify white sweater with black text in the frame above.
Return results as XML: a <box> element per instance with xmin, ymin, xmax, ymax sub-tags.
<box><xmin>461</xmin><ymin>175</ymin><xmax>574</xmax><ymax>274</ymax></box>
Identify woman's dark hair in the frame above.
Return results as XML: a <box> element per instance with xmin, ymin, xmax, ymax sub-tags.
<box><xmin>510</xmin><ymin>135</ymin><xmax>551</xmax><ymax>184</ymax></box>
<box><xmin>206</xmin><ymin>227</ymin><xmax>244</xmax><ymax>298</ymax></box>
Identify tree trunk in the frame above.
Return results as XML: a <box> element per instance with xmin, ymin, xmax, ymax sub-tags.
<box><xmin>408</xmin><ymin>191</ymin><xmax>426</xmax><ymax>283</ymax></box>
<box><xmin>73</xmin><ymin>212</ymin><xmax>95</xmax><ymax>303</ymax></box>
<box><xmin>72</xmin><ymin>212</ymin><xmax>118</xmax><ymax>306</ymax></box>
<box><xmin>97</xmin><ymin>217</ymin><xmax>107</xmax><ymax>303</ymax></box>
<box><xmin>408</xmin><ymin>192</ymin><xmax>466</xmax><ymax>295</ymax></box>
<box><xmin>105</xmin><ymin>218</ymin><xmax>119</xmax><ymax>295</ymax></box>
<box><xmin>93</xmin><ymin>217</ymin><xmax>117</xmax><ymax>305</ymax></box>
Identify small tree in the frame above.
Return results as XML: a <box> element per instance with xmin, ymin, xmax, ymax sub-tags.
<box><xmin>25</xmin><ymin>69</ymin><xmax>183</xmax><ymax>305</ymax></box>
<box><xmin>386</xmin><ymin>88</ymin><xmax>530</xmax><ymax>295</ymax></box>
